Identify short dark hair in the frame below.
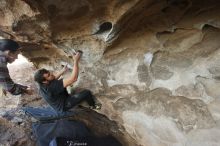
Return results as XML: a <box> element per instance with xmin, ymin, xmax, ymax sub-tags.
<box><xmin>34</xmin><ymin>69</ymin><xmax>49</xmax><ymax>84</ymax></box>
<box><xmin>0</xmin><ymin>39</ymin><xmax>20</xmax><ymax>52</ymax></box>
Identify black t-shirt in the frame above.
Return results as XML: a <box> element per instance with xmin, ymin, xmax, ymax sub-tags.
<box><xmin>39</xmin><ymin>79</ymin><xmax>69</xmax><ymax>112</ymax></box>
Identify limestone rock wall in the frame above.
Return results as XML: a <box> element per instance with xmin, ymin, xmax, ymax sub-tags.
<box><xmin>1</xmin><ymin>0</ymin><xmax>220</xmax><ymax>146</ymax></box>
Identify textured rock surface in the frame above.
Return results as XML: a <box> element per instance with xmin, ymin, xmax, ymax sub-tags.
<box><xmin>1</xmin><ymin>0</ymin><xmax>220</xmax><ymax>146</ymax></box>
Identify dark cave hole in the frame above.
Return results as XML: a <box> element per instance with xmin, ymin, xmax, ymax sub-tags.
<box><xmin>93</xmin><ymin>22</ymin><xmax>113</xmax><ymax>35</ymax></box>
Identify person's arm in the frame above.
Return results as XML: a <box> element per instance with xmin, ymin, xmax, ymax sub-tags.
<box><xmin>54</xmin><ymin>65</ymin><xmax>68</xmax><ymax>79</ymax></box>
<box><xmin>8</xmin><ymin>83</ymin><xmax>33</xmax><ymax>95</ymax></box>
<box><xmin>63</xmin><ymin>52</ymin><xmax>81</xmax><ymax>88</ymax></box>
<box><xmin>20</xmin><ymin>86</ymin><xmax>33</xmax><ymax>95</ymax></box>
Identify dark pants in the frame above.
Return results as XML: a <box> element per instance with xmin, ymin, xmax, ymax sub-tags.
<box><xmin>64</xmin><ymin>89</ymin><xmax>95</xmax><ymax>111</ymax></box>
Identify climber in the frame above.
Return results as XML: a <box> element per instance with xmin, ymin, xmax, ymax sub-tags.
<box><xmin>0</xmin><ymin>39</ymin><xmax>33</xmax><ymax>96</ymax></box>
<box><xmin>34</xmin><ymin>50</ymin><xmax>101</xmax><ymax>113</ymax></box>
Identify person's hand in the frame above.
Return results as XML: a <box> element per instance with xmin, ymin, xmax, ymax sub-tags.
<box><xmin>61</xmin><ymin>64</ymin><xmax>68</xmax><ymax>73</ymax></box>
<box><xmin>72</xmin><ymin>52</ymin><xmax>81</xmax><ymax>62</ymax></box>
<box><xmin>24</xmin><ymin>87</ymin><xmax>34</xmax><ymax>95</ymax></box>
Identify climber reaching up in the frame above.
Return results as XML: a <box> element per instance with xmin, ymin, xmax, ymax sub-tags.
<box><xmin>34</xmin><ymin>50</ymin><xmax>101</xmax><ymax>113</ymax></box>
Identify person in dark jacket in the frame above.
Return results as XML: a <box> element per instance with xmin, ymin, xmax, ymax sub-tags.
<box><xmin>0</xmin><ymin>39</ymin><xmax>32</xmax><ymax>96</ymax></box>
<box><xmin>34</xmin><ymin>51</ymin><xmax>101</xmax><ymax>113</ymax></box>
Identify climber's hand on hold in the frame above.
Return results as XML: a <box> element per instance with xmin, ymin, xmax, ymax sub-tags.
<box><xmin>72</xmin><ymin>52</ymin><xmax>81</xmax><ymax>62</ymax></box>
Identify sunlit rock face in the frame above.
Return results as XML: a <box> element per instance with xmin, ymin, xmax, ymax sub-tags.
<box><xmin>1</xmin><ymin>0</ymin><xmax>220</xmax><ymax>146</ymax></box>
